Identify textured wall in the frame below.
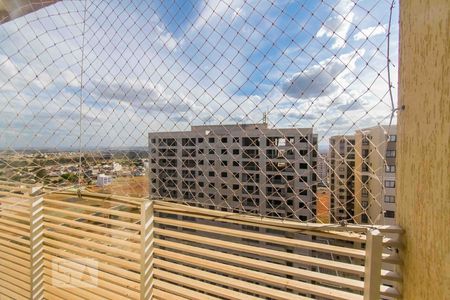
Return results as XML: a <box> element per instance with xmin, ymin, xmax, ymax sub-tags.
<box><xmin>397</xmin><ymin>0</ymin><xmax>449</xmax><ymax>299</ymax></box>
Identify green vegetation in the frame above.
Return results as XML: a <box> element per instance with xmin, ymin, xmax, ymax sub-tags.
<box><xmin>61</xmin><ymin>173</ymin><xmax>78</xmax><ymax>183</ymax></box>
<box><xmin>35</xmin><ymin>169</ymin><xmax>48</xmax><ymax>179</ymax></box>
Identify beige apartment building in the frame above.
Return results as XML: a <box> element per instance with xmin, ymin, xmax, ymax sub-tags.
<box><xmin>354</xmin><ymin>125</ymin><xmax>397</xmax><ymax>225</ymax></box>
<box><xmin>329</xmin><ymin>126</ymin><xmax>397</xmax><ymax>225</ymax></box>
<box><xmin>328</xmin><ymin>135</ymin><xmax>356</xmax><ymax>223</ymax></box>
<box><xmin>149</xmin><ymin>123</ymin><xmax>318</xmax><ymax>221</ymax></box>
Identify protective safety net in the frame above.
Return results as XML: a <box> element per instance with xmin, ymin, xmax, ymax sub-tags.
<box><xmin>0</xmin><ymin>0</ymin><xmax>399</xmax><ymax>225</ymax></box>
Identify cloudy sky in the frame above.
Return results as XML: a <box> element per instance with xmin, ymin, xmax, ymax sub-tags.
<box><xmin>0</xmin><ymin>0</ymin><xmax>398</xmax><ymax>150</ymax></box>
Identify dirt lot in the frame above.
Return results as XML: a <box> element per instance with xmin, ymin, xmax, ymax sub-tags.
<box><xmin>88</xmin><ymin>176</ymin><xmax>149</xmax><ymax>198</ymax></box>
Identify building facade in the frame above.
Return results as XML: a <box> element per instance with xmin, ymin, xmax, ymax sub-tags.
<box><xmin>149</xmin><ymin>124</ymin><xmax>318</xmax><ymax>221</ymax></box>
<box><xmin>96</xmin><ymin>174</ymin><xmax>112</xmax><ymax>186</ymax></box>
<box><xmin>354</xmin><ymin>125</ymin><xmax>397</xmax><ymax>225</ymax></box>
<box><xmin>328</xmin><ymin>135</ymin><xmax>356</xmax><ymax>223</ymax></box>
<box><xmin>328</xmin><ymin>126</ymin><xmax>397</xmax><ymax>225</ymax></box>
<box><xmin>316</xmin><ymin>152</ymin><xmax>329</xmax><ymax>186</ymax></box>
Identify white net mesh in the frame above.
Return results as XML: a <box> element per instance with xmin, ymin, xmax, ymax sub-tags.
<box><xmin>0</xmin><ymin>0</ymin><xmax>398</xmax><ymax>224</ymax></box>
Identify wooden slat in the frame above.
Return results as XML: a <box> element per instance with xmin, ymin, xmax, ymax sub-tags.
<box><xmin>381</xmin><ymin>270</ymin><xmax>402</xmax><ymax>282</ymax></box>
<box><xmin>155</xmin><ymin>207</ymin><xmax>368</xmax><ymax>243</ymax></box>
<box><xmin>43</xmin><ymin>238</ymin><xmax>140</xmax><ymax>272</ymax></box>
<box><xmin>0</xmin><ymin>243</ymin><xmax>30</xmax><ymax>261</ymax></box>
<box><xmin>45</xmin><ymin>230</ymin><xmax>139</xmax><ymax>260</ymax></box>
<box><xmin>44</xmin><ymin>206</ymin><xmax>141</xmax><ymax>230</ymax></box>
<box><xmin>79</xmin><ymin>190</ymin><xmax>142</xmax><ymax>205</ymax></box>
<box><xmin>45</xmin><ymin>222</ymin><xmax>140</xmax><ymax>250</ymax></box>
<box><xmin>155</xmin><ymin>228</ymin><xmax>365</xmax><ymax>276</ymax></box>
<box><xmin>29</xmin><ymin>196</ymin><xmax>45</xmax><ymax>300</ymax></box>
<box><xmin>0</xmin><ymin>217</ymin><xmax>30</xmax><ymax>230</ymax></box>
<box><xmin>49</xmin><ymin>191</ymin><xmax>142</xmax><ymax>206</ymax></box>
<box><xmin>140</xmin><ymin>199</ymin><xmax>154</xmax><ymax>300</ymax></box>
<box><xmin>155</xmin><ymin>250</ymin><xmax>362</xmax><ymax>300</ymax></box>
<box><xmin>0</xmin><ymin>183</ymin><xmax>31</xmax><ymax>192</ymax></box>
<box><xmin>0</xmin><ymin>264</ymin><xmax>30</xmax><ymax>283</ymax></box>
<box><xmin>0</xmin><ymin>276</ymin><xmax>30</xmax><ymax>299</ymax></box>
<box><xmin>44</xmin><ymin>247</ymin><xmax>140</xmax><ymax>283</ymax></box>
<box><xmin>0</xmin><ymin>272</ymin><xmax>30</xmax><ymax>292</ymax></box>
<box><xmin>43</xmin><ymin>288</ymin><xmax>66</xmax><ymax>300</ymax></box>
<box><xmin>44</xmin><ymin>284</ymin><xmax>80</xmax><ymax>300</ymax></box>
<box><xmin>364</xmin><ymin>230</ymin><xmax>383</xmax><ymax>299</ymax></box>
<box><xmin>0</xmin><ymin>231</ymin><xmax>30</xmax><ymax>246</ymax></box>
<box><xmin>44</xmin><ymin>215</ymin><xmax>140</xmax><ymax>241</ymax></box>
<box><xmin>155</xmin><ymin>243</ymin><xmax>399</xmax><ymax>299</ymax></box>
<box><xmin>155</xmin><ymin>260</ymin><xmax>311</xmax><ymax>300</ymax></box>
<box><xmin>154</xmin><ymin>280</ymin><xmax>222</xmax><ymax>300</ymax></box>
<box><xmin>153</xmin><ymin>288</ymin><xmax>189</xmax><ymax>300</ymax></box>
<box><xmin>154</xmin><ymin>200</ymin><xmax>403</xmax><ymax>234</ymax></box>
<box><xmin>155</xmin><ymin>217</ymin><xmax>366</xmax><ymax>259</ymax></box>
<box><xmin>42</xmin><ymin>260</ymin><xmax>138</xmax><ymax>300</ymax></box>
<box><xmin>42</xmin><ymin>259</ymin><xmax>139</xmax><ymax>299</ymax></box>
<box><xmin>0</xmin><ymin>248</ymin><xmax>30</xmax><ymax>267</ymax></box>
<box><xmin>0</xmin><ymin>283</ymin><xmax>28</xmax><ymax>300</ymax></box>
<box><xmin>156</xmin><ymin>238</ymin><xmax>364</xmax><ymax>291</ymax></box>
<box><xmin>0</xmin><ymin>204</ymin><xmax>30</xmax><ymax>214</ymax></box>
<box><xmin>0</xmin><ymin>252</ymin><xmax>30</xmax><ymax>275</ymax></box>
<box><xmin>0</xmin><ymin>197</ymin><xmax>31</xmax><ymax>206</ymax></box>
<box><xmin>44</xmin><ymin>198</ymin><xmax>140</xmax><ymax>219</ymax></box>
<box><xmin>44</xmin><ymin>255</ymin><xmax>137</xmax><ymax>289</ymax></box>
<box><xmin>0</xmin><ymin>209</ymin><xmax>31</xmax><ymax>221</ymax></box>
<box><xmin>42</xmin><ymin>274</ymin><xmax>105</xmax><ymax>300</ymax></box>
<box><xmin>0</xmin><ymin>222</ymin><xmax>29</xmax><ymax>237</ymax></box>
<box><xmin>155</xmin><ymin>270</ymin><xmax>265</xmax><ymax>300</ymax></box>
<box><xmin>0</xmin><ymin>235</ymin><xmax>31</xmax><ymax>253</ymax></box>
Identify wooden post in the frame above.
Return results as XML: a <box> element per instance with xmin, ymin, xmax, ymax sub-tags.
<box><xmin>363</xmin><ymin>229</ymin><xmax>383</xmax><ymax>300</ymax></box>
<box><xmin>397</xmin><ymin>1</ymin><xmax>449</xmax><ymax>299</ymax></box>
<box><xmin>29</xmin><ymin>197</ymin><xmax>44</xmax><ymax>300</ymax></box>
<box><xmin>140</xmin><ymin>199</ymin><xmax>155</xmax><ymax>300</ymax></box>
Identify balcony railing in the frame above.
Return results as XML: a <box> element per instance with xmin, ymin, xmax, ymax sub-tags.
<box><xmin>0</xmin><ymin>182</ymin><xmax>402</xmax><ymax>300</ymax></box>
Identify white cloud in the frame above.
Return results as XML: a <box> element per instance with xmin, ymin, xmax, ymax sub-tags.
<box><xmin>354</xmin><ymin>25</ymin><xmax>386</xmax><ymax>41</ymax></box>
<box><xmin>316</xmin><ymin>0</ymin><xmax>355</xmax><ymax>49</ymax></box>
<box><xmin>281</xmin><ymin>49</ymin><xmax>365</xmax><ymax>99</ymax></box>
<box><xmin>155</xmin><ymin>24</ymin><xmax>179</xmax><ymax>51</ymax></box>
<box><xmin>191</xmin><ymin>0</ymin><xmax>245</xmax><ymax>31</ymax></box>
<box><xmin>0</xmin><ymin>55</ymin><xmax>18</xmax><ymax>77</ymax></box>
<box><xmin>0</xmin><ymin>0</ymin><xmax>398</xmax><ymax>150</ymax></box>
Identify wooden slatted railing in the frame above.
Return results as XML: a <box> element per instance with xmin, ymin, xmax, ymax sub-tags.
<box><xmin>0</xmin><ymin>187</ymin><xmax>402</xmax><ymax>300</ymax></box>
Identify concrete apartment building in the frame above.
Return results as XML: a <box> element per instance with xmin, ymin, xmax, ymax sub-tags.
<box><xmin>149</xmin><ymin>124</ymin><xmax>320</xmax><ymax>297</ymax></box>
<box><xmin>149</xmin><ymin>123</ymin><xmax>318</xmax><ymax>221</ymax></box>
<box><xmin>354</xmin><ymin>125</ymin><xmax>397</xmax><ymax>225</ymax></box>
<box><xmin>316</xmin><ymin>152</ymin><xmax>329</xmax><ymax>186</ymax></box>
<box><xmin>329</xmin><ymin>126</ymin><xmax>397</xmax><ymax>225</ymax></box>
<box><xmin>328</xmin><ymin>135</ymin><xmax>356</xmax><ymax>223</ymax></box>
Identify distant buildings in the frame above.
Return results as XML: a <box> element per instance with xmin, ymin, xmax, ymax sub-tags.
<box><xmin>112</xmin><ymin>162</ymin><xmax>122</xmax><ymax>172</ymax></box>
<box><xmin>149</xmin><ymin>123</ymin><xmax>318</xmax><ymax>220</ymax></box>
<box><xmin>316</xmin><ymin>153</ymin><xmax>329</xmax><ymax>186</ymax></box>
<box><xmin>96</xmin><ymin>174</ymin><xmax>112</xmax><ymax>186</ymax></box>
<box><xmin>148</xmin><ymin>123</ymin><xmax>396</xmax><ymax>225</ymax></box>
<box><xmin>328</xmin><ymin>135</ymin><xmax>356</xmax><ymax>223</ymax></box>
<box><xmin>328</xmin><ymin>125</ymin><xmax>397</xmax><ymax>225</ymax></box>
<box><xmin>354</xmin><ymin>125</ymin><xmax>397</xmax><ymax>225</ymax></box>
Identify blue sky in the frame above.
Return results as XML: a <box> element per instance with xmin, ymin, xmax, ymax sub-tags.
<box><xmin>0</xmin><ymin>0</ymin><xmax>398</xmax><ymax>150</ymax></box>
